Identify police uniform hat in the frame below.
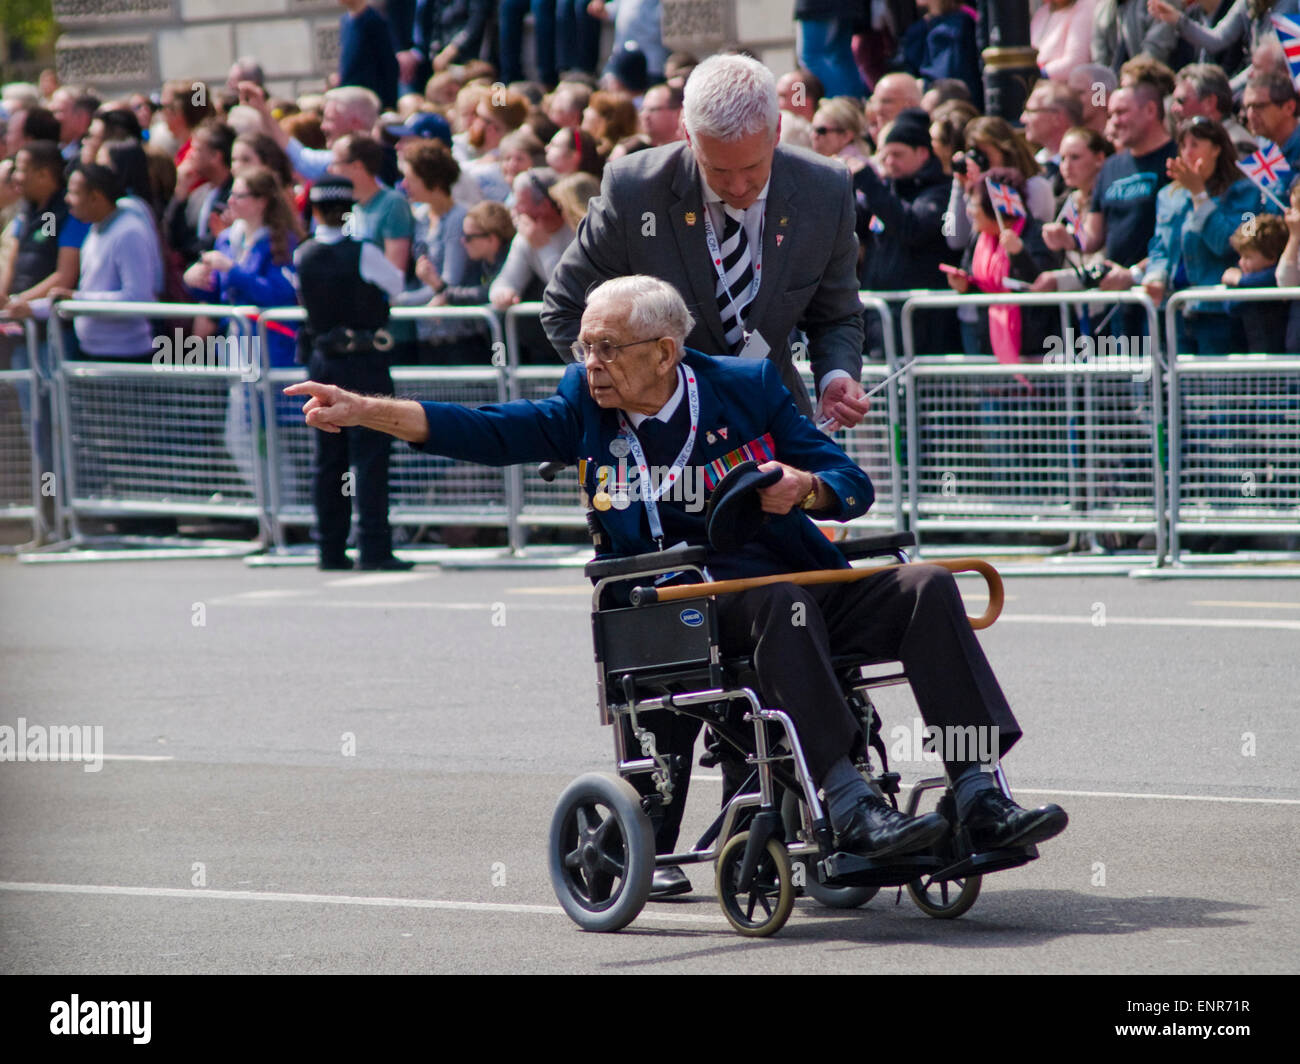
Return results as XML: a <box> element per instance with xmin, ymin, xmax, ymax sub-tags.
<box><xmin>309</xmin><ymin>176</ymin><xmax>355</xmax><ymax>205</ymax></box>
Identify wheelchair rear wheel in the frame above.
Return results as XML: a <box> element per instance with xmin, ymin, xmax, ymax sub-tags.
<box><xmin>715</xmin><ymin>830</ymin><xmax>795</xmax><ymax>937</ymax></box>
<box><xmin>779</xmin><ymin>790</ymin><xmax>879</xmax><ymax>909</ymax></box>
<box><xmin>549</xmin><ymin>773</ymin><xmax>655</xmax><ymax>933</ymax></box>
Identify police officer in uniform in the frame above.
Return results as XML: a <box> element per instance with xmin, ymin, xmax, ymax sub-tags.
<box><xmin>295</xmin><ymin>176</ymin><xmax>412</xmax><ymax>570</ymax></box>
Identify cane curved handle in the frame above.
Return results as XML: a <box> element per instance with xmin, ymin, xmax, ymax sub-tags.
<box><xmin>927</xmin><ymin>558</ymin><xmax>1004</xmax><ymax>630</ymax></box>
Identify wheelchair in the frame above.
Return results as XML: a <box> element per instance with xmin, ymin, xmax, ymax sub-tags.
<box><xmin>547</xmin><ymin>530</ymin><xmax>1043</xmax><ymax>937</ymax></box>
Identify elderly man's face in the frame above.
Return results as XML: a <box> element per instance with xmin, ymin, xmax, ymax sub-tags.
<box><xmin>580</xmin><ymin>297</ymin><xmax>678</xmax><ymax>412</ymax></box>
<box><xmin>689</xmin><ymin>125</ymin><xmax>777</xmax><ymax>211</ymax></box>
<box><xmin>872</xmin><ymin>76</ymin><xmax>919</xmax><ymax>125</ymax></box>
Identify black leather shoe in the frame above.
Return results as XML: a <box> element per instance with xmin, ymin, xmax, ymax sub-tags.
<box><xmin>318</xmin><ymin>556</ymin><xmax>353</xmax><ymax>571</ymax></box>
<box><xmin>834</xmin><ymin>795</ymin><xmax>948</xmax><ymax>858</ymax></box>
<box><xmin>963</xmin><ymin>790</ymin><xmax>1068</xmax><ymax>851</ymax></box>
<box><xmin>650</xmin><ymin>865</ymin><xmax>692</xmax><ymax>898</ymax></box>
<box><xmin>357</xmin><ymin>556</ymin><xmax>416</xmax><ymax>571</ymax></box>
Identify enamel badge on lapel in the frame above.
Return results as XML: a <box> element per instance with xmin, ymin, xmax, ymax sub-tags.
<box><xmin>706</xmin><ymin>431</ymin><xmax>716</xmax><ymax>445</ymax></box>
<box><xmin>685</xmin><ymin>211</ymin><xmax>697</xmax><ymax>226</ymax></box>
<box><xmin>776</xmin><ymin>216</ymin><xmax>787</xmax><ymax>248</ymax></box>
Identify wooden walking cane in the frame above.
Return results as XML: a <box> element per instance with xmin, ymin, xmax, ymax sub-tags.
<box><xmin>630</xmin><ymin>558</ymin><xmax>1005</xmax><ymax>631</ymax></box>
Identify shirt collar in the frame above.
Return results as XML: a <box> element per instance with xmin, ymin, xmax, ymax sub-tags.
<box><xmin>625</xmin><ymin>366</ymin><xmax>685</xmax><ymax>428</ymax></box>
<box><xmin>701</xmin><ymin>177</ymin><xmax>771</xmax><ymax>213</ymax></box>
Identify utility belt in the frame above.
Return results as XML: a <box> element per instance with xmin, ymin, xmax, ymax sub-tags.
<box><xmin>310</xmin><ymin>326</ymin><xmax>394</xmax><ymax>358</ymax></box>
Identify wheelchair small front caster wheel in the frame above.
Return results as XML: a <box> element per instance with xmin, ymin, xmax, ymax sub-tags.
<box><xmin>907</xmin><ymin>872</ymin><xmax>981</xmax><ymax>919</ymax></box>
<box><xmin>715</xmin><ymin>830</ymin><xmax>795</xmax><ymax>937</ymax></box>
<box><xmin>549</xmin><ymin>772</ymin><xmax>655</xmax><ymax>932</ymax></box>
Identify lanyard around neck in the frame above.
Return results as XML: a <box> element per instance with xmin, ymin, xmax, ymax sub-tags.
<box><xmin>614</xmin><ymin>365</ymin><xmax>700</xmax><ymax>548</ymax></box>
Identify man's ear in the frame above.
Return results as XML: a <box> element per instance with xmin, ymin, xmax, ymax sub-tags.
<box><xmin>657</xmin><ymin>337</ymin><xmax>680</xmax><ymax>372</ymax></box>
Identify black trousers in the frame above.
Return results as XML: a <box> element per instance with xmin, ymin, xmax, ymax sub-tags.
<box><xmin>637</xmin><ymin>564</ymin><xmax>1022</xmax><ymax>854</ymax></box>
<box><xmin>307</xmin><ymin>351</ymin><xmax>398</xmax><ymax>565</ymax></box>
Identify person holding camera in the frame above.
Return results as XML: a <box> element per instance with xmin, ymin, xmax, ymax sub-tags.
<box><xmin>1033</xmin><ymin>127</ymin><xmax>1115</xmax><ymax>311</ymax></box>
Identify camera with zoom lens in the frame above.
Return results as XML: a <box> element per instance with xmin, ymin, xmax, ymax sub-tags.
<box><xmin>1079</xmin><ymin>263</ymin><xmax>1111</xmax><ymax>288</ymax></box>
<box><xmin>951</xmin><ymin>146</ymin><xmax>989</xmax><ymax>176</ymax></box>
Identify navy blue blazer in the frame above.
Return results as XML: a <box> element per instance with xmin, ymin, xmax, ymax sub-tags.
<box><xmin>413</xmin><ymin>350</ymin><xmax>875</xmax><ymax>579</ymax></box>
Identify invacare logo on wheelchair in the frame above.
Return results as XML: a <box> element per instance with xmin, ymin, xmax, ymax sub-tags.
<box><xmin>888</xmin><ymin>719</ymin><xmax>1000</xmax><ymax>767</ymax></box>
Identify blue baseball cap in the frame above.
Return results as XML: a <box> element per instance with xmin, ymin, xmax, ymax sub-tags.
<box><xmin>384</xmin><ymin>112</ymin><xmax>452</xmax><ymax>146</ymax></box>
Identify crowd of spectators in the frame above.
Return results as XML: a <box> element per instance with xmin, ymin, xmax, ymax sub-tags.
<box><xmin>1</xmin><ymin>0</ymin><xmax>1298</xmax><ymax>377</ymax></box>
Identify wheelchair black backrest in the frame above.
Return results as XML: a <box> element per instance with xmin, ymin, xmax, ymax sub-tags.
<box><xmin>586</xmin><ymin>546</ymin><xmax>721</xmax><ymax>723</ymax></box>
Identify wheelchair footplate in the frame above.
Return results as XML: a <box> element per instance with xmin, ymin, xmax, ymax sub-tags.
<box><xmin>928</xmin><ymin>843</ymin><xmax>1039</xmax><ymax>883</ymax></box>
<box><xmin>820</xmin><ymin>851</ymin><xmax>942</xmax><ymax>888</ymax></box>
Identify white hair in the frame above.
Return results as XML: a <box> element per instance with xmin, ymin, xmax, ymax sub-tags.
<box><xmin>2</xmin><ymin>82</ymin><xmax>41</xmax><ymax>110</ymax></box>
<box><xmin>778</xmin><ymin>111</ymin><xmax>814</xmax><ymax>149</ymax></box>
<box><xmin>224</xmin><ymin>105</ymin><xmax>262</xmax><ymax>137</ymax></box>
<box><xmin>588</xmin><ymin>276</ymin><xmax>695</xmax><ymax>347</ymax></box>
<box><xmin>324</xmin><ymin>86</ymin><xmax>381</xmax><ymax>128</ymax></box>
<box><xmin>682</xmin><ymin>54</ymin><xmax>779</xmax><ymax>141</ymax></box>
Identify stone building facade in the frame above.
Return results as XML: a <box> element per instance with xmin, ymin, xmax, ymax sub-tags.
<box><xmin>54</xmin><ymin>0</ymin><xmax>797</xmax><ymax>97</ymax></box>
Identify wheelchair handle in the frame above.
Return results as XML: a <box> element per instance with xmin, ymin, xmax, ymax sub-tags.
<box><xmin>630</xmin><ymin>558</ymin><xmax>1004</xmax><ymax>630</ymax></box>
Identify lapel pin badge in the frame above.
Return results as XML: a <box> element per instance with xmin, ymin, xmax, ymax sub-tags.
<box><xmin>706</xmin><ymin>430</ymin><xmax>716</xmax><ymax>444</ymax></box>
<box><xmin>685</xmin><ymin>211</ymin><xmax>697</xmax><ymax>226</ymax></box>
<box><xmin>775</xmin><ymin>234</ymin><xmax>784</xmax><ymax>247</ymax></box>
<box><xmin>779</xmin><ymin>216</ymin><xmax>788</xmax><ymax>226</ymax></box>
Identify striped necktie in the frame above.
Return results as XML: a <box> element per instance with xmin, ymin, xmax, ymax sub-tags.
<box><xmin>716</xmin><ymin>205</ymin><xmax>754</xmax><ymax>352</ymax></box>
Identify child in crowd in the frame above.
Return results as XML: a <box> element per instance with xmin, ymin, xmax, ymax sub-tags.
<box><xmin>1222</xmin><ymin>213</ymin><xmax>1291</xmax><ymax>354</ymax></box>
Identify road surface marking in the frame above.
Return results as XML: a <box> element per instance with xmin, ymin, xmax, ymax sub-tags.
<box><xmin>0</xmin><ymin>882</ymin><xmax>726</xmax><ymax>924</ymax></box>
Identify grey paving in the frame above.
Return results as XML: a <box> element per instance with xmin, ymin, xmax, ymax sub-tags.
<box><xmin>1</xmin><ymin>558</ymin><xmax>1297</xmax><ymax>973</ymax></box>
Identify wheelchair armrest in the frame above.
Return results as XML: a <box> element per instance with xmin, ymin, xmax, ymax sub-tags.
<box><xmin>584</xmin><ymin>545</ymin><xmax>708</xmax><ymax>582</ymax></box>
<box><xmin>837</xmin><ymin>531</ymin><xmax>916</xmax><ymax>562</ymax></box>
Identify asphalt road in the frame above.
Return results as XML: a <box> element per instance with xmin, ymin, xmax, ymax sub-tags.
<box><xmin>1</xmin><ymin>557</ymin><xmax>1297</xmax><ymax>975</ymax></box>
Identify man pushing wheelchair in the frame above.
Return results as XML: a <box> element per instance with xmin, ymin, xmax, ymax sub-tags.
<box><xmin>287</xmin><ymin>275</ymin><xmax>1068</xmax><ymax>923</ymax></box>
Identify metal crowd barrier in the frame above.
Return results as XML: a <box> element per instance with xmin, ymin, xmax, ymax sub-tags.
<box><xmin>0</xmin><ymin>319</ymin><xmax>44</xmax><ymax>544</ymax></box>
<box><xmin>900</xmin><ymin>291</ymin><xmax>1166</xmax><ymax>557</ymax></box>
<box><xmin>835</xmin><ymin>294</ymin><xmax>903</xmax><ymax>532</ymax></box>
<box><xmin>1164</xmin><ymin>287</ymin><xmax>1300</xmax><ymax>563</ymax></box>
<box><xmin>256</xmin><ymin>306</ymin><xmax>513</xmax><ymax>552</ymax></box>
<box><xmin>15</xmin><ymin>287</ymin><xmax>1298</xmax><ymax>566</ymax></box>
<box><xmin>47</xmin><ymin>302</ymin><xmax>266</xmax><ymax>548</ymax></box>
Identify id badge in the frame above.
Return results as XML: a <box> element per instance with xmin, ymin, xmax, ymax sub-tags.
<box><xmin>737</xmin><ymin>330</ymin><xmax>770</xmax><ymax>360</ymax></box>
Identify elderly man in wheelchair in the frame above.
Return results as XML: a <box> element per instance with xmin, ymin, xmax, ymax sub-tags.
<box><xmin>286</xmin><ymin>274</ymin><xmax>1068</xmax><ymax>937</ymax></box>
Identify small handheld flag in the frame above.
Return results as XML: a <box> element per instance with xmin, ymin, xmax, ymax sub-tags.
<box><xmin>1237</xmin><ymin>140</ymin><xmax>1293</xmax><ymax>211</ymax></box>
<box><xmin>1271</xmin><ymin>14</ymin><xmax>1300</xmax><ymax>89</ymax></box>
<box><xmin>985</xmin><ymin>178</ymin><xmax>1026</xmax><ymax>221</ymax></box>
<box><xmin>1058</xmin><ymin>195</ymin><xmax>1083</xmax><ymax>248</ymax></box>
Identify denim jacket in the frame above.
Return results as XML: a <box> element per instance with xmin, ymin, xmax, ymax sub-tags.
<box><xmin>1145</xmin><ymin>177</ymin><xmax>1262</xmax><ymax>314</ymax></box>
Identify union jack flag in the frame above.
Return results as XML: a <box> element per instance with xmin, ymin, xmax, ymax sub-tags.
<box><xmin>985</xmin><ymin>178</ymin><xmax>1026</xmax><ymax>220</ymax></box>
<box><xmin>1059</xmin><ymin>196</ymin><xmax>1082</xmax><ymax>247</ymax></box>
<box><xmin>1271</xmin><ymin>14</ymin><xmax>1300</xmax><ymax>88</ymax></box>
<box><xmin>1238</xmin><ymin>140</ymin><xmax>1293</xmax><ymax>191</ymax></box>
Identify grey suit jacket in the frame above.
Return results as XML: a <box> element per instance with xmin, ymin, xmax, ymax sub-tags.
<box><xmin>540</xmin><ymin>141</ymin><xmax>864</xmax><ymax>416</ymax></box>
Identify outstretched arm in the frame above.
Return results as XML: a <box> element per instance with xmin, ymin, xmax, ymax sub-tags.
<box><xmin>284</xmin><ymin>381</ymin><xmax>430</xmax><ymax>442</ymax></box>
